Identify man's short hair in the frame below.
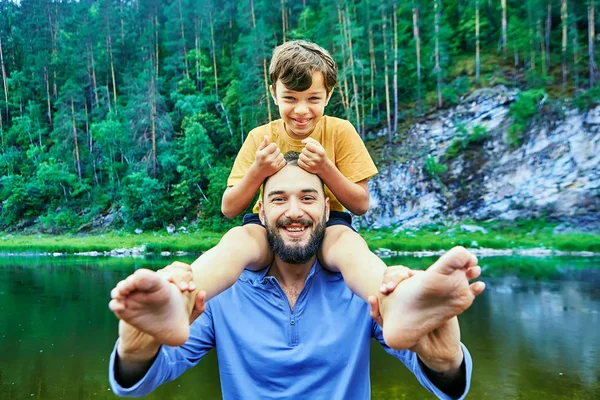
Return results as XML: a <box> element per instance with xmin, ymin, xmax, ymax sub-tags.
<box><xmin>269</xmin><ymin>40</ymin><xmax>337</xmax><ymax>94</ymax></box>
<box><xmin>262</xmin><ymin>151</ymin><xmax>324</xmax><ymax>199</ymax></box>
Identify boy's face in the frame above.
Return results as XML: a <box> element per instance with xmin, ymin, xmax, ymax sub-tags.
<box><xmin>270</xmin><ymin>71</ymin><xmax>333</xmax><ymax>140</ymax></box>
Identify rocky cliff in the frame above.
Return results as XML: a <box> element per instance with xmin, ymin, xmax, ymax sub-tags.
<box><xmin>357</xmin><ymin>86</ymin><xmax>600</xmax><ymax>232</ymax></box>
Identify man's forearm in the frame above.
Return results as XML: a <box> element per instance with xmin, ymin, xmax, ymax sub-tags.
<box><xmin>114</xmin><ymin>322</ymin><xmax>162</xmax><ymax>388</ymax></box>
<box><xmin>418</xmin><ymin>351</ymin><xmax>466</xmax><ymax>399</ymax></box>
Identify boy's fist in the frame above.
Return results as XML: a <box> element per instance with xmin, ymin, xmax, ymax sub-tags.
<box><xmin>254</xmin><ymin>135</ymin><xmax>285</xmax><ymax>179</ymax></box>
<box><xmin>299</xmin><ymin>138</ymin><xmax>331</xmax><ymax>175</ymax></box>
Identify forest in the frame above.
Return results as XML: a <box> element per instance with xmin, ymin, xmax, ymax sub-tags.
<box><xmin>0</xmin><ymin>0</ymin><xmax>598</xmax><ymax>233</ymax></box>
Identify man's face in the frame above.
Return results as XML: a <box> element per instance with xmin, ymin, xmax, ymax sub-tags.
<box><xmin>259</xmin><ymin>164</ymin><xmax>329</xmax><ymax>264</ymax></box>
<box><xmin>270</xmin><ymin>71</ymin><xmax>333</xmax><ymax>140</ymax></box>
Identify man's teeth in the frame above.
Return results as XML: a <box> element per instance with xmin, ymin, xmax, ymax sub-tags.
<box><xmin>285</xmin><ymin>227</ymin><xmax>305</xmax><ymax>232</ymax></box>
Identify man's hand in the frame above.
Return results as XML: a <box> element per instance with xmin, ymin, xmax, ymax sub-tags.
<box><xmin>299</xmin><ymin>138</ymin><xmax>332</xmax><ymax>175</ymax></box>
<box><xmin>253</xmin><ymin>135</ymin><xmax>285</xmax><ymax>180</ymax></box>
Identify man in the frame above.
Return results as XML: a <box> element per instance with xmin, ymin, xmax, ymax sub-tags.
<box><xmin>108</xmin><ymin>152</ymin><xmax>485</xmax><ymax>399</ymax></box>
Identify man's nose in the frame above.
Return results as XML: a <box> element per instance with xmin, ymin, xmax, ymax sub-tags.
<box><xmin>285</xmin><ymin>197</ymin><xmax>303</xmax><ymax>218</ymax></box>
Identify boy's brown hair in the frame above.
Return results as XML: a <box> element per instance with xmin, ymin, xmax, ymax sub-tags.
<box><xmin>269</xmin><ymin>40</ymin><xmax>337</xmax><ymax>94</ymax></box>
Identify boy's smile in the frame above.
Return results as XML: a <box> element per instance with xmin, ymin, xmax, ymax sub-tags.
<box><xmin>271</xmin><ymin>71</ymin><xmax>333</xmax><ymax>140</ymax></box>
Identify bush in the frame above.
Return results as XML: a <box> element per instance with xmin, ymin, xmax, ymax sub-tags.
<box><xmin>424</xmin><ymin>156</ymin><xmax>447</xmax><ymax>182</ymax></box>
<box><xmin>445</xmin><ymin>124</ymin><xmax>489</xmax><ymax>160</ymax></box>
<box><xmin>507</xmin><ymin>89</ymin><xmax>547</xmax><ymax>148</ymax></box>
<box><xmin>120</xmin><ymin>172</ymin><xmax>169</xmax><ymax>230</ymax></box>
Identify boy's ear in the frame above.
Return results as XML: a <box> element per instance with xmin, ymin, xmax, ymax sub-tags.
<box><xmin>325</xmin><ymin>88</ymin><xmax>334</xmax><ymax>106</ymax></box>
<box><xmin>270</xmin><ymin>85</ymin><xmax>278</xmax><ymax>106</ymax></box>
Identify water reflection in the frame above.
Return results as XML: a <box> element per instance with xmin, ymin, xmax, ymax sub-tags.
<box><xmin>0</xmin><ymin>256</ymin><xmax>598</xmax><ymax>399</ymax></box>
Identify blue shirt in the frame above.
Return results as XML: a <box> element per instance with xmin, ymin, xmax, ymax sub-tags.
<box><xmin>109</xmin><ymin>261</ymin><xmax>473</xmax><ymax>399</ymax></box>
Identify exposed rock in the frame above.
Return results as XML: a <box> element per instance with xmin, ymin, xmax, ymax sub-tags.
<box><xmin>167</xmin><ymin>224</ymin><xmax>176</xmax><ymax>234</ymax></box>
<box><xmin>357</xmin><ymin>87</ymin><xmax>600</xmax><ymax>232</ymax></box>
<box><xmin>460</xmin><ymin>225</ymin><xmax>488</xmax><ymax>234</ymax></box>
<box><xmin>134</xmin><ymin>228</ymin><xmax>143</xmax><ymax>235</ymax></box>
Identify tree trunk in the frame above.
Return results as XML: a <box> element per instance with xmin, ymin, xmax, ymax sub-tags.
<box><xmin>381</xmin><ymin>5</ymin><xmax>392</xmax><ymax>142</ymax></box>
<box><xmin>345</xmin><ymin>6</ymin><xmax>361</xmax><ymax>138</ymax></box>
<box><xmin>250</xmin><ymin>0</ymin><xmax>256</xmax><ymax>27</ymax></box>
<box><xmin>589</xmin><ymin>0</ymin><xmax>596</xmax><ymax>87</ymax></box>
<box><xmin>209</xmin><ymin>11</ymin><xmax>219</xmax><ymax>99</ymax></box>
<box><xmin>337</xmin><ymin>6</ymin><xmax>349</xmax><ymax>113</ymax></box>
<box><xmin>195</xmin><ymin>17</ymin><xmax>203</xmax><ymax>91</ymax></box>
<box><xmin>0</xmin><ymin>35</ymin><xmax>8</xmax><ymax>123</ymax></box>
<box><xmin>44</xmin><ymin>67</ymin><xmax>52</xmax><ymax>129</ymax></box>
<box><xmin>413</xmin><ymin>1</ymin><xmax>422</xmax><ymax>114</ymax></box>
<box><xmin>562</xmin><ymin>0</ymin><xmax>568</xmax><ymax>89</ymax></box>
<box><xmin>264</xmin><ymin>58</ymin><xmax>272</xmax><ymax>122</ymax></box>
<box><xmin>120</xmin><ymin>0</ymin><xmax>125</xmax><ymax>44</ymax></box>
<box><xmin>539</xmin><ymin>19</ymin><xmax>546</xmax><ymax>75</ymax></box>
<box><xmin>281</xmin><ymin>0</ymin><xmax>287</xmax><ymax>42</ymax></box>
<box><xmin>434</xmin><ymin>0</ymin><xmax>442</xmax><ymax>108</ymax></box>
<box><xmin>107</xmin><ymin>29</ymin><xmax>117</xmax><ymax>107</ymax></box>
<box><xmin>393</xmin><ymin>3</ymin><xmax>398</xmax><ymax>136</ymax></box>
<box><xmin>155</xmin><ymin>14</ymin><xmax>160</xmax><ymax>78</ymax></box>
<box><xmin>502</xmin><ymin>0</ymin><xmax>507</xmax><ymax>58</ymax></box>
<box><xmin>546</xmin><ymin>3</ymin><xmax>552</xmax><ymax>73</ymax></box>
<box><xmin>529</xmin><ymin>27</ymin><xmax>535</xmax><ymax>70</ymax></box>
<box><xmin>90</xmin><ymin>45</ymin><xmax>99</xmax><ymax>108</ymax></box>
<box><xmin>367</xmin><ymin>0</ymin><xmax>376</xmax><ymax>117</ymax></box>
<box><xmin>177</xmin><ymin>0</ymin><xmax>190</xmax><ymax>78</ymax></box>
<box><xmin>572</xmin><ymin>0</ymin><xmax>579</xmax><ymax>89</ymax></box>
<box><xmin>151</xmin><ymin>74</ymin><xmax>157</xmax><ymax>178</ymax></box>
<box><xmin>476</xmin><ymin>0</ymin><xmax>480</xmax><ymax>82</ymax></box>
<box><xmin>71</xmin><ymin>96</ymin><xmax>82</xmax><ymax>183</ymax></box>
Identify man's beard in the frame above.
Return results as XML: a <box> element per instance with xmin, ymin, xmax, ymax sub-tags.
<box><xmin>265</xmin><ymin>216</ymin><xmax>326</xmax><ymax>264</ymax></box>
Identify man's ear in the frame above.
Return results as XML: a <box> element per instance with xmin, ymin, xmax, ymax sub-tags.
<box><xmin>324</xmin><ymin>197</ymin><xmax>330</xmax><ymax>223</ymax></box>
<box><xmin>325</xmin><ymin>88</ymin><xmax>334</xmax><ymax>106</ymax></box>
<box><xmin>270</xmin><ymin>84</ymin><xmax>278</xmax><ymax>106</ymax></box>
<box><xmin>258</xmin><ymin>200</ymin><xmax>266</xmax><ymax>225</ymax></box>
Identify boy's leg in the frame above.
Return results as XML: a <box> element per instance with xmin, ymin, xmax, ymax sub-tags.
<box><xmin>189</xmin><ymin>224</ymin><xmax>272</xmax><ymax>300</ymax></box>
<box><xmin>110</xmin><ymin>223</ymin><xmax>272</xmax><ymax>346</ymax></box>
<box><xmin>320</xmin><ymin>226</ymin><xmax>484</xmax><ymax>350</ymax></box>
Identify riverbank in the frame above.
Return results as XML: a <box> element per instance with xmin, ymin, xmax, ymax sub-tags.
<box><xmin>1</xmin><ymin>220</ymin><xmax>599</xmax><ymax>256</ymax></box>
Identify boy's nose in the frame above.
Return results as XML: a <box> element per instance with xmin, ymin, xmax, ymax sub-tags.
<box><xmin>294</xmin><ymin>104</ymin><xmax>309</xmax><ymax>115</ymax></box>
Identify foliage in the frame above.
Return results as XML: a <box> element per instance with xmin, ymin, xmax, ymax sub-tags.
<box><xmin>446</xmin><ymin>124</ymin><xmax>488</xmax><ymax>159</ymax></box>
<box><xmin>0</xmin><ymin>0</ymin><xmax>597</xmax><ymax>232</ymax></box>
<box><xmin>507</xmin><ymin>89</ymin><xmax>547</xmax><ymax>148</ymax></box>
<box><xmin>423</xmin><ymin>156</ymin><xmax>447</xmax><ymax>183</ymax></box>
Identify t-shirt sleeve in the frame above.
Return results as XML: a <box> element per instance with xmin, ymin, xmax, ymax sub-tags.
<box><xmin>108</xmin><ymin>306</ymin><xmax>216</xmax><ymax>397</ymax></box>
<box><xmin>372</xmin><ymin>322</ymin><xmax>473</xmax><ymax>400</ymax></box>
<box><xmin>227</xmin><ymin>127</ymin><xmax>263</xmax><ymax>187</ymax></box>
<box><xmin>333</xmin><ymin>119</ymin><xmax>378</xmax><ymax>183</ymax></box>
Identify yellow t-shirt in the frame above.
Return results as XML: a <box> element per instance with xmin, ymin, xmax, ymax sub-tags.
<box><xmin>227</xmin><ymin>115</ymin><xmax>378</xmax><ymax>212</ymax></box>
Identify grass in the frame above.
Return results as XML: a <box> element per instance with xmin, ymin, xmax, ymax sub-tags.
<box><xmin>0</xmin><ymin>219</ymin><xmax>598</xmax><ymax>254</ymax></box>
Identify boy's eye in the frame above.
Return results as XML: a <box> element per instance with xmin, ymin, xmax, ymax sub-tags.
<box><xmin>301</xmin><ymin>196</ymin><xmax>315</xmax><ymax>201</ymax></box>
<box><xmin>283</xmin><ymin>97</ymin><xmax>296</xmax><ymax>101</ymax></box>
<box><xmin>272</xmin><ymin>197</ymin><xmax>286</xmax><ymax>203</ymax></box>
<box><xmin>310</xmin><ymin>97</ymin><xmax>321</xmax><ymax>101</ymax></box>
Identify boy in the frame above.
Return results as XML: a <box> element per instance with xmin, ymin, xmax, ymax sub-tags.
<box><xmin>115</xmin><ymin>40</ymin><xmax>418</xmax><ymax>350</ymax></box>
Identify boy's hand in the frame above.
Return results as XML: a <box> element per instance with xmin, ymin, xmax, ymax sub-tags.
<box><xmin>157</xmin><ymin>262</ymin><xmax>196</xmax><ymax>293</ymax></box>
<box><xmin>254</xmin><ymin>135</ymin><xmax>285</xmax><ymax>179</ymax></box>
<box><xmin>299</xmin><ymin>138</ymin><xmax>332</xmax><ymax>175</ymax></box>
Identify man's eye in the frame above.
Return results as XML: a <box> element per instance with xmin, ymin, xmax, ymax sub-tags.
<box><xmin>301</xmin><ymin>196</ymin><xmax>315</xmax><ymax>201</ymax></box>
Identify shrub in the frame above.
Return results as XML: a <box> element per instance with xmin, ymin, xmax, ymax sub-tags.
<box><xmin>507</xmin><ymin>89</ymin><xmax>547</xmax><ymax>148</ymax></box>
<box><xmin>424</xmin><ymin>156</ymin><xmax>447</xmax><ymax>182</ymax></box>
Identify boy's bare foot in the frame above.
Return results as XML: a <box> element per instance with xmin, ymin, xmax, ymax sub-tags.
<box><xmin>378</xmin><ymin>246</ymin><xmax>485</xmax><ymax>350</ymax></box>
<box><xmin>109</xmin><ymin>269</ymin><xmax>193</xmax><ymax>347</ymax></box>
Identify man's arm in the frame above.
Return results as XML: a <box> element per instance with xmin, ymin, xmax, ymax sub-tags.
<box><xmin>114</xmin><ymin>323</ymin><xmax>161</xmax><ymax>388</ymax></box>
<box><xmin>109</xmin><ymin>299</ymin><xmax>216</xmax><ymax>397</ymax></box>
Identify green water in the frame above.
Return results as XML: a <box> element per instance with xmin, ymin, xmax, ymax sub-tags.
<box><xmin>0</xmin><ymin>255</ymin><xmax>599</xmax><ymax>399</ymax></box>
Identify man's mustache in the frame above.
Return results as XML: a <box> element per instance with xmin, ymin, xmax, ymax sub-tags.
<box><xmin>275</xmin><ymin>218</ymin><xmax>313</xmax><ymax>228</ymax></box>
